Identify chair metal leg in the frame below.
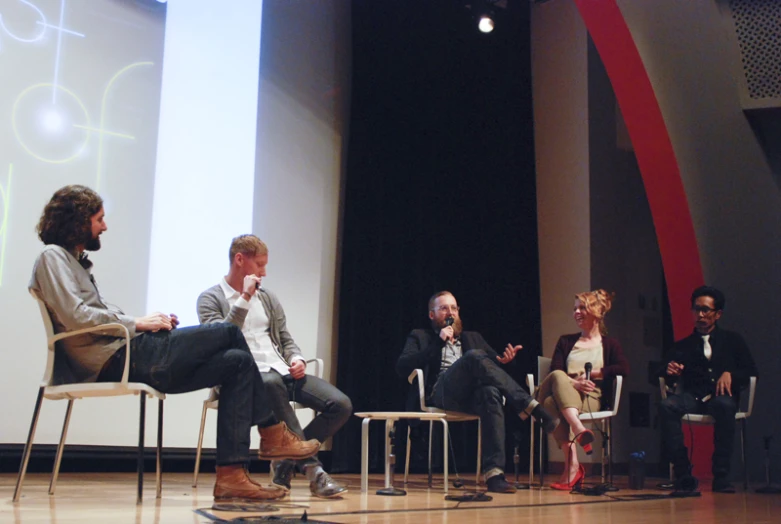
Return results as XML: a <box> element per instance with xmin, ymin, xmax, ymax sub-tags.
<box><xmin>441</xmin><ymin>419</ymin><xmax>449</xmax><ymax>494</ymax></box>
<box><xmin>403</xmin><ymin>425</ymin><xmax>411</xmax><ymax>484</ymax></box>
<box><xmin>741</xmin><ymin>419</ymin><xmax>748</xmax><ymax>490</ymax></box>
<box><xmin>49</xmin><ymin>399</ymin><xmax>75</xmax><ymax>495</ymax></box>
<box><xmin>156</xmin><ymin>398</ymin><xmax>163</xmax><ymax>499</ymax></box>
<box><xmin>13</xmin><ymin>387</ymin><xmax>45</xmax><ymax>502</ymax></box>
<box><xmin>192</xmin><ymin>402</ymin><xmax>209</xmax><ymax>487</ymax></box>
<box><xmin>137</xmin><ymin>392</ymin><xmax>147</xmax><ymax>505</ymax></box>
<box><xmin>528</xmin><ymin>417</ymin><xmax>535</xmax><ymax>486</ymax></box>
<box><xmin>427</xmin><ymin>420</ymin><xmax>433</xmax><ymax>488</ymax></box>
<box><xmin>361</xmin><ymin>418</ymin><xmax>370</xmax><ymax>493</ymax></box>
<box><xmin>539</xmin><ymin>424</ymin><xmax>545</xmax><ymax>487</ymax></box>
<box><xmin>600</xmin><ymin>421</ymin><xmax>607</xmax><ymax>484</ymax></box>
<box><xmin>475</xmin><ymin>418</ymin><xmax>481</xmax><ymax>487</ymax></box>
<box><xmin>383</xmin><ymin>419</ymin><xmax>393</xmax><ymax>488</ymax></box>
<box><xmin>608</xmin><ymin>419</ymin><xmax>615</xmax><ymax>486</ymax></box>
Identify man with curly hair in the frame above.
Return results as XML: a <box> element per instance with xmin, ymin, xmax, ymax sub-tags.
<box><xmin>29</xmin><ymin>185</ymin><xmax>320</xmax><ymax>503</ymax></box>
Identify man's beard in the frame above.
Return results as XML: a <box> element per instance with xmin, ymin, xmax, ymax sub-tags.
<box><xmin>432</xmin><ymin>316</ymin><xmax>463</xmax><ymax>338</ymax></box>
<box><xmin>84</xmin><ymin>235</ymin><xmax>101</xmax><ymax>251</ymax></box>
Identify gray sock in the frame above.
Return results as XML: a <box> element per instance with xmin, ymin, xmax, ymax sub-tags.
<box><xmin>303</xmin><ymin>464</ymin><xmax>325</xmax><ymax>482</ymax></box>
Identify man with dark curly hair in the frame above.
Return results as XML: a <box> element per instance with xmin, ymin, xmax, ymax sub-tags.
<box><xmin>29</xmin><ymin>185</ymin><xmax>320</xmax><ymax>503</ymax></box>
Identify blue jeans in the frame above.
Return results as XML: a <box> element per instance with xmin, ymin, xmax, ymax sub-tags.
<box><xmin>431</xmin><ymin>349</ymin><xmax>535</xmax><ymax>475</ymax></box>
<box><xmin>98</xmin><ymin>323</ymin><xmax>276</xmax><ymax>466</ymax></box>
<box><xmin>659</xmin><ymin>391</ymin><xmax>737</xmax><ymax>479</ymax></box>
<box><xmin>262</xmin><ymin>370</ymin><xmax>352</xmax><ymax>470</ymax></box>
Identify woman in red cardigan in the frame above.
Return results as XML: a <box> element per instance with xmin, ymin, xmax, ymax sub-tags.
<box><xmin>536</xmin><ymin>289</ymin><xmax>630</xmax><ymax>490</ymax></box>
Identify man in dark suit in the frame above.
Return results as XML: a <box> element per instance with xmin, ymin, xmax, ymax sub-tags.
<box><xmin>396</xmin><ymin>291</ymin><xmax>555</xmax><ymax>493</ymax></box>
<box><xmin>659</xmin><ymin>286</ymin><xmax>758</xmax><ymax>493</ymax></box>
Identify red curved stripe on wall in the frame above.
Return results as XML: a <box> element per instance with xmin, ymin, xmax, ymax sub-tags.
<box><xmin>572</xmin><ymin>0</ymin><xmax>703</xmax><ymax>340</ymax></box>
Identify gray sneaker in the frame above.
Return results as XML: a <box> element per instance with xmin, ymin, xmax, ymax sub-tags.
<box><xmin>271</xmin><ymin>460</ymin><xmax>295</xmax><ymax>492</ymax></box>
<box><xmin>309</xmin><ymin>471</ymin><xmax>348</xmax><ymax>498</ymax></box>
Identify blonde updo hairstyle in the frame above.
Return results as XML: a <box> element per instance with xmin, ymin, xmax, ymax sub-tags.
<box><xmin>575</xmin><ymin>289</ymin><xmax>615</xmax><ymax>335</ymax></box>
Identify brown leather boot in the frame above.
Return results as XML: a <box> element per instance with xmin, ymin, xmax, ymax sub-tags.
<box><xmin>258</xmin><ymin>421</ymin><xmax>320</xmax><ymax>460</ymax></box>
<box><xmin>213</xmin><ymin>464</ymin><xmax>286</xmax><ymax>502</ymax></box>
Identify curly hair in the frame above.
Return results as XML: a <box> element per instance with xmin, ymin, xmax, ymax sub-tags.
<box><xmin>37</xmin><ymin>185</ymin><xmax>103</xmax><ymax>250</ymax></box>
<box><xmin>575</xmin><ymin>289</ymin><xmax>615</xmax><ymax>335</ymax></box>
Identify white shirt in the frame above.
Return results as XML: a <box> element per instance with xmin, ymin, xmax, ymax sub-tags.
<box><xmin>566</xmin><ymin>340</ymin><xmax>604</xmax><ymax>378</ymax></box>
<box><xmin>219</xmin><ymin>278</ymin><xmax>303</xmax><ymax>375</ymax></box>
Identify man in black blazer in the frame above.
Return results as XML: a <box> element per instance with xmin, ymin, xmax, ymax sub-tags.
<box><xmin>396</xmin><ymin>291</ymin><xmax>555</xmax><ymax>493</ymax></box>
<box><xmin>659</xmin><ymin>286</ymin><xmax>758</xmax><ymax>493</ymax></box>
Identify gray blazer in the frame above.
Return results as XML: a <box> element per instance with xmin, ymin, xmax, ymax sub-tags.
<box><xmin>197</xmin><ymin>284</ymin><xmax>303</xmax><ymax>365</ymax></box>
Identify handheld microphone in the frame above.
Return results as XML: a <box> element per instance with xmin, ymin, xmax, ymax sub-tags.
<box><xmin>445</xmin><ymin>317</ymin><xmax>454</xmax><ymax>327</ymax></box>
<box><xmin>584</xmin><ymin>362</ymin><xmax>592</xmax><ymax>381</ymax></box>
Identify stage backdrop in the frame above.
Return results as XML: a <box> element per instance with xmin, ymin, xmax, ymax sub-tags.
<box><xmin>0</xmin><ymin>0</ymin><xmax>349</xmax><ymax>451</ymax></box>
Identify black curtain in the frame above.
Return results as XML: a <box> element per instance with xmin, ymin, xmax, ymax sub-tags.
<box><xmin>332</xmin><ymin>0</ymin><xmax>540</xmax><ymax>475</ymax></box>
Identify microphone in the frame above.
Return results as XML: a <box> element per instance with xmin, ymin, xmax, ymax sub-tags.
<box><xmin>445</xmin><ymin>317</ymin><xmax>454</xmax><ymax>327</ymax></box>
<box><xmin>584</xmin><ymin>362</ymin><xmax>592</xmax><ymax>381</ymax></box>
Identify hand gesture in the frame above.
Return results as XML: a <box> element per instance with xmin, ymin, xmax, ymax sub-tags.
<box><xmin>497</xmin><ymin>343</ymin><xmax>522</xmax><ymax>364</ymax></box>
<box><xmin>715</xmin><ymin>371</ymin><xmax>732</xmax><ymax>396</ymax></box>
<box><xmin>242</xmin><ymin>275</ymin><xmax>261</xmax><ymax>297</ymax></box>
<box><xmin>135</xmin><ymin>312</ymin><xmax>174</xmax><ymax>332</ymax></box>
<box><xmin>667</xmin><ymin>361</ymin><xmax>684</xmax><ymax>377</ymax></box>
<box><xmin>289</xmin><ymin>359</ymin><xmax>306</xmax><ymax>380</ymax></box>
<box><xmin>439</xmin><ymin>325</ymin><xmax>454</xmax><ymax>342</ymax></box>
<box><xmin>572</xmin><ymin>374</ymin><xmax>596</xmax><ymax>394</ymax></box>
<box><xmin>170</xmin><ymin>313</ymin><xmax>180</xmax><ymax>329</ymax></box>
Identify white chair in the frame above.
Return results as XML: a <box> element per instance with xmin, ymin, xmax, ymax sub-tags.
<box><xmin>15</xmin><ymin>291</ymin><xmax>165</xmax><ymax>504</ymax></box>
<box><xmin>192</xmin><ymin>358</ymin><xmax>324</xmax><ymax>487</ymax></box>
<box><xmin>527</xmin><ymin>356</ymin><xmax>623</xmax><ymax>487</ymax></box>
<box><xmin>658</xmin><ymin>375</ymin><xmax>756</xmax><ymax>489</ymax></box>
<box><xmin>402</xmin><ymin>369</ymin><xmax>482</xmax><ymax>488</ymax></box>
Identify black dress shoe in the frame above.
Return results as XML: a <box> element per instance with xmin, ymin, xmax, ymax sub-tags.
<box><xmin>531</xmin><ymin>405</ymin><xmax>557</xmax><ymax>434</ymax></box>
<box><xmin>486</xmin><ymin>474</ymin><xmax>517</xmax><ymax>494</ymax></box>
<box><xmin>712</xmin><ymin>478</ymin><xmax>736</xmax><ymax>493</ymax></box>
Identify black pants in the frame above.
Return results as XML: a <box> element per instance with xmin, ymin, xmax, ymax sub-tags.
<box><xmin>658</xmin><ymin>391</ymin><xmax>737</xmax><ymax>480</ymax></box>
<box><xmin>431</xmin><ymin>349</ymin><xmax>535</xmax><ymax>475</ymax></box>
<box><xmin>98</xmin><ymin>323</ymin><xmax>276</xmax><ymax>465</ymax></box>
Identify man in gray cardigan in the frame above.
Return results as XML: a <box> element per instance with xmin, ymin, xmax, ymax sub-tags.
<box><xmin>197</xmin><ymin>235</ymin><xmax>351</xmax><ymax>498</ymax></box>
<box><xmin>30</xmin><ymin>186</ymin><xmax>320</xmax><ymax>503</ymax></box>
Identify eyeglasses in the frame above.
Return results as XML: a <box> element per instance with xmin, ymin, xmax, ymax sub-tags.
<box><xmin>691</xmin><ymin>306</ymin><xmax>718</xmax><ymax>315</ymax></box>
<box><xmin>434</xmin><ymin>305</ymin><xmax>460</xmax><ymax>313</ymax></box>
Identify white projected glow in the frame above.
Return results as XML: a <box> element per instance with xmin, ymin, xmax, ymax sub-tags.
<box><xmin>146</xmin><ymin>0</ymin><xmax>263</xmax><ymax>326</ymax></box>
<box><xmin>2</xmin><ymin>0</ymin><xmax>345</xmax><ymax>452</ymax></box>
<box><xmin>0</xmin><ymin>1</ymin><xmax>47</xmax><ymax>43</ymax></box>
<box><xmin>39</xmin><ymin>107</ymin><xmax>65</xmax><ymax>133</ymax></box>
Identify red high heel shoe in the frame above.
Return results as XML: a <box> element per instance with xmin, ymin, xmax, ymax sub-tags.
<box><xmin>574</xmin><ymin>429</ymin><xmax>595</xmax><ymax>455</ymax></box>
<box><xmin>550</xmin><ymin>465</ymin><xmax>585</xmax><ymax>491</ymax></box>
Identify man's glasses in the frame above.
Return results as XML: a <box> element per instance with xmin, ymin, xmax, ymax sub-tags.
<box><xmin>434</xmin><ymin>305</ymin><xmax>460</xmax><ymax>313</ymax></box>
<box><xmin>691</xmin><ymin>306</ymin><xmax>718</xmax><ymax>315</ymax></box>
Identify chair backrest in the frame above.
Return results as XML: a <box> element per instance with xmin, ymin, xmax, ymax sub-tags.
<box><xmin>30</xmin><ymin>289</ymin><xmax>58</xmax><ymax>387</ymax></box>
<box><xmin>538</xmin><ymin>356</ymin><xmax>552</xmax><ymax>382</ymax></box>
<box><xmin>409</xmin><ymin>369</ymin><xmax>428</xmax><ymax>411</ymax></box>
<box><xmin>610</xmin><ymin>375</ymin><xmax>623</xmax><ymax>416</ymax></box>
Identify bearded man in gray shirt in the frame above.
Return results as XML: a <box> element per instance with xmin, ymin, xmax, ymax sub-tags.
<box><xmin>29</xmin><ymin>185</ymin><xmax>319</xmax><ymax>503</ymax></box>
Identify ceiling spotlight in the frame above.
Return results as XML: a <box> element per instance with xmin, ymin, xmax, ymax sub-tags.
<box><xmin>478</xmin><ymin>15</ymin><xmax>495</xmax><ymax>33</ymax></box>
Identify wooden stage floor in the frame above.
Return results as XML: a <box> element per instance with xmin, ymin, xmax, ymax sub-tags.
<box><xmin>2</xmin><ymin>472</ymin><xmax>779</xmax><ymax>523</ymax></box>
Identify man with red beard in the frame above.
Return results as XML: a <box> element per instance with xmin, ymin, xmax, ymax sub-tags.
<box><xmin>396</xmin><ymin>291</ymin><xmax>555</xmax><ymax>493</ymax></box>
